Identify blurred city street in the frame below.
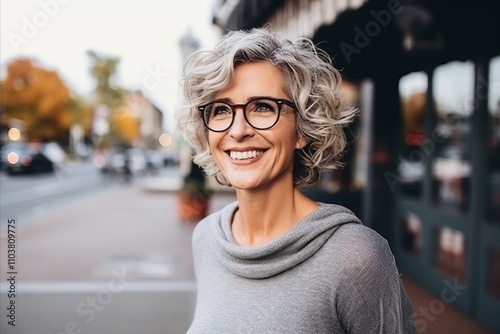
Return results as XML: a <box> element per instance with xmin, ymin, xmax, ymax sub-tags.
<box><xmin>0</xmin><ymin>159</ymin><xmax>109</xmax><ymax>230</ymax></box>
<box><xmin>0</xmin><ymin>163</ymin><xmax>237</xmax><ymax>333</ymax></box>
<box><xmin>0</xmin><ymin>162</ymin><xmax>237</xmax><ymax>282</ymax></box>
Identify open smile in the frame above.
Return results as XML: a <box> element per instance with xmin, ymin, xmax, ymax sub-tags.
<box><xmin>227</xmin><ymin>149</ymin><xmax>266</xmax><ymax>161</ymax></box>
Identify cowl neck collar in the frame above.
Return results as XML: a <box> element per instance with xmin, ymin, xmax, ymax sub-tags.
<box><xmin>211</xmin><ymin>201</ymin><xmax>361</xmax><ymax>279</ymax></box>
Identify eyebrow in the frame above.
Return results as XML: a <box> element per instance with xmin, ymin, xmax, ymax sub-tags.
<box><xmin>212</xmin><ymin>96</ymin><xmax>281</xmax><ymax>104</ymax></box>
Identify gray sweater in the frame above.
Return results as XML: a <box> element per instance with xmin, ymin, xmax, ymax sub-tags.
<box><xmin>187</xmin><ymin>201</ymin><xmax>416</xmax><ymax>333</ymax></box>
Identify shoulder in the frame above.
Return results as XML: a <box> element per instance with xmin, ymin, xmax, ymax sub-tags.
<box><xmin>192</xmin><ymin>200</ymin><xmax>238</xmax><ymax>244</ymax></box>
<box><xmin>328</xmin><ymin>224</ymin><xmax>399</xmax><ymax>298</ymax></box>
<box><xmin>191</xmin><ymin>212</ymin><xmax>219</xmax><ymax>259</ymax></box>
<box><xmin>328</xmin><ymin>223</ymin><xmax>396</xmax><ymax>273</ymax></box>
<box><xmin>192</xmin><ymin>211</ymin><xmax>217</xmax><ymax>243</ymax></box>
<box><xmin>306</xmin><ymin>203</ymin><xmax>394</xmax><ymax>269</ymax></box>
<box><xmin>330</xmin><ymin>224</ymin><xmax>415</xmax><ymax>333</ymax></box>
<box><xmin>333</xmin><ymin>223</ymin><xmax>390</xmax><ymax>252</ymax></box>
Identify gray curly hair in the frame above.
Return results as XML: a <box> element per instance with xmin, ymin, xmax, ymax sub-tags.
<box><xmin>176</xmin><ymin>26</ymin><xmax>358</xmax><ymax>187</ymax></box>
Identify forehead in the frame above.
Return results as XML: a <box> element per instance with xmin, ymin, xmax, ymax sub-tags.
<box><xmin>215</xmin><ymin>61</ymin><xmax>286</xmax><ymax>100</ymax></box>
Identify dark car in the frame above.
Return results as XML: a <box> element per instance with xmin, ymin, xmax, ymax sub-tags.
<box><xmin>2</xmin><ymin>142</ymin><xmax>54</xmax><ymax>175</ymax></box>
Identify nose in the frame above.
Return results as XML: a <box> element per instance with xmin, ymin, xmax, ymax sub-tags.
<box><xmin>228</xmin><ymin>107</ymin><xmax>254</xmax><ymax>140</ymax></box>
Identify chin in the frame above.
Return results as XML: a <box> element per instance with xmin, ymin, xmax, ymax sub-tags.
<box><xmin>228</xmin><ymin>178</ymin><xmax>263</xmax><ymax>191</ymax></box>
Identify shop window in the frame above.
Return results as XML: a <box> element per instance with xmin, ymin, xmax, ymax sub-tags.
<box><xmin>489</xmin><ymin>56</ymin><xmax>500</xmax><ymax>224</ymax></box>
<box><xmin>398</xmin><ymin>71</ymin><xmax>427</xmax><ymax>198</ymax></box>
<box><xmin>401</xmin><ymin>212</ymin><xmax>422</xmax><ymax>256</ymax></box>
<box><xmin>434</xmin><ymin>226</ymin><xmax>467</xmax><ymax>283</ymax></box>
<box><xmin>488</xmin><ymin>247</ymin><xmax>500</xmax><ymax>301</ymax></box>
<box><xmin>432</xmin><ymin>157</ymin><xmax>471</xmax><ymax>212</ymax></box>
<box><xmin>432</xmin><ymin>61</ymin><xmax>474</xmax><ymax>213</ymax></box>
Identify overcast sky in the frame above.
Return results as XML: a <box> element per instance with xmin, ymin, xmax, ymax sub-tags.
<box><xmin>0</xmin><ymin>0</ymin><xmax>219</xmax><ymax>132</ymax></box>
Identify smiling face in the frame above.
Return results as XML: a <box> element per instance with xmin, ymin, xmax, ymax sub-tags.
<box><xmin>208</xmin><ymin>61</ymin><xmax>307</xmax><ymax>191</ymax></box>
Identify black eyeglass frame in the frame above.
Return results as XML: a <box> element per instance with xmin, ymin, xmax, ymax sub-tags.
<box><xmin>197</xmin><ymin>97</ymin><xmax>297</xmax><ymax>132</ymax></box>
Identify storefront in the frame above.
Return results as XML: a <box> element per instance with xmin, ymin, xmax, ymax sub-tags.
<box><xmin>212</xmin><ymin>0</ymin><xmax>500</xmax><ymax>331</ymax></box>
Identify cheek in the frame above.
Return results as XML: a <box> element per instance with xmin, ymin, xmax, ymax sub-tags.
<box><xmin>278</xmin><ymin>130</ymin><xmax>300</xmax><ymax>152</ymax></box>
<box><xmin>208</xmin><ymin>133</ymin><xmax>224</xmax><ymax>163</ymax></box>
<box><xmin>207</xmin><ymin>132</ymin><xmax>218</xmax><ymax>151</ymax></box>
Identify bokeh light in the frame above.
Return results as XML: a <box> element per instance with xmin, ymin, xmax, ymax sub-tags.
<box><xmin>7</xmin><ymin>152</ymin><xmax>19</xmax><ymax>164</ymax></box>
<box><xmin>8</xmin><ymin>127</ymin><xmax>21</xmax><ymax>141</ymax></box>
<box><xmin>159</xmin><ymin>133</ymin><xmax>173</xmax><ymax>147</ymax></box>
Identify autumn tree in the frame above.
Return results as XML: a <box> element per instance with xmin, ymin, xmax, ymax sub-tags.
<box><xmin>87</xmin><ymin>50</ymin><xmax>138</xmax><ymax>147</ymax></box>
<box><xmin>87</xmin><ymin>50</ymin><xmax>123</xmax><ymax>109</ymax></box>
<box><xmin>0</xmin><ymin>58</ymin><xmax>91</xmax><ymax>144</ymax></box>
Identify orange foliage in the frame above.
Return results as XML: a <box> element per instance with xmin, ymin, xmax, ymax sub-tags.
<box><xmin>0</xmin><ymin>58</ymin><xmax>77</xmax><ymax>143</ymax></box>
<box><xmin>112</xmin><ymin>106</ymin><xmax>139</xmax><ymax>143</ymax></box>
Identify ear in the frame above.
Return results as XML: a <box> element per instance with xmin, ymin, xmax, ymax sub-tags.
<box><xmin>295</xmin><ymin>134</ymin><xmax>309</xmax><ymax>150</ymax></box>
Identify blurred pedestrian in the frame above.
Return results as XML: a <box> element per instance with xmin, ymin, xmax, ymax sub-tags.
<box><xmin>177</xmin><ymin>26</ymin><xmax>416</xmax><ymax>333</ymax></box>
<box><xmin>123</xmin><ymin>149</ymin><xmax>132</xmax><ymax>183</ymax></box>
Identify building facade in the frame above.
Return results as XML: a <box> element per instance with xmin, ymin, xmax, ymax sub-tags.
<box><xmin>124</xmin><ymin>90</ymin><xmax>164</xmax><ymax>150</ymax></box>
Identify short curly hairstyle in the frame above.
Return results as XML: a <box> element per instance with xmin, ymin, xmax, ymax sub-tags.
<box><xmin>176</xmin><ymin>26</ymin><xmax>358</xmax><ymax>187</ymax></box>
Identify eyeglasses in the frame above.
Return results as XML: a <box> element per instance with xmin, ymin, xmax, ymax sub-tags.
<box><xmin>198</xmin><ymin>97</ymin><xmax>296</xmax><ymax>132</ymax></box>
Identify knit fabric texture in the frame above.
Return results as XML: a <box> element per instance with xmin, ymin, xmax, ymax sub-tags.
<box><xmin>187</xmin><ymin>201</ymin><xmax>416</xmax><ymax>333</ymax></box>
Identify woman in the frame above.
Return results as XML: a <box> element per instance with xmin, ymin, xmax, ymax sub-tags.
<box><xmin>177</xmin><ymin>27</ymin><xmax>416</xmax><ymax>333</ymax></box>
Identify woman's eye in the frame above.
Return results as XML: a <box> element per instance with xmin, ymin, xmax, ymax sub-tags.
<box><xmin>213</xmin><ymin>106</ymin><xmax>230</xmax><ymax>115</ymax></box>
<box><xmin>255</xmin><ymin>103</ymin><xmax>275</xmax><ymax>112</ymax></box>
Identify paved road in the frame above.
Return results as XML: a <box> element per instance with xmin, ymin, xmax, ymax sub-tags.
<box><xmin>0</xmin><ymin>168</ymin><xmax>237</xmax><ymax>334</ymax></box>
<box><xmin>0</xmin><ymin>159</ymin><xmax>112</xmax><ymax>230</ymax></box>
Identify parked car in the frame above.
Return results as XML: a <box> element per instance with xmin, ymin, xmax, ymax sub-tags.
<box><xmin>2</xmin><ymin>142</ymin><xmax>54</xmax><ymax>175</ymax></box>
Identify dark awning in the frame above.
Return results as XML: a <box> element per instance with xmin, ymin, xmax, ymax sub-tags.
<box><xmin>214</xmin><ymin>0</ymin><xmax>284</xmax><ymax>31</ymax></box>
<box><xmin>311</xmin><ymin>0</ymin><xmax>500</xmax><ymax>80</ymax></box>
<box><xmin>214</xmin><ymin>0</ymin><xmax>368</xmax><ymax>33</ymax></box>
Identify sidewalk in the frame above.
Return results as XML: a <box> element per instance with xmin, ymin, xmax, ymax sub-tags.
<box><xmin>0</xmin><ymin>167</ymin><xmax>493</xmax><ymax>333</ymax></box>
<box><xmin>0</xmin><ymin>168</ymin><xmax>236</xmax><ymax>282</ymax></box>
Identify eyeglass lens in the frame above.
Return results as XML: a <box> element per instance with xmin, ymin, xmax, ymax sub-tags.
<box><xmin>203</xmin><ymin>98</ymin><xmax>279</xmax><ymax>131</ymax></box>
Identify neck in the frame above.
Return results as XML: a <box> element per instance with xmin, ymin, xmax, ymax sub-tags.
<box><xmin>232</xmin><ymin>181</ymin><xmax>318</xmax><ymax>247</ymax></box>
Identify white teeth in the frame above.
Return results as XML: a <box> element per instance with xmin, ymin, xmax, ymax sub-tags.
<box><xmin>229</xmin><ymin>150</ymin><xmax>263</xmax><ymax>160</ymax></box>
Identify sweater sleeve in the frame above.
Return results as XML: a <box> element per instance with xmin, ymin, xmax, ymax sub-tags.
<box><xmin>333</xmin><ymin>224</ymin><xmax>416</xmax><ymax>334</ymax></box>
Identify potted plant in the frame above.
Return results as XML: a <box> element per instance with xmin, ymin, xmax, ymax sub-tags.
<box><xmin>177</xmin><ymin>161</ymin><xmax>212</xmax><ymax>223</ymax></box>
